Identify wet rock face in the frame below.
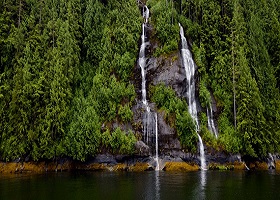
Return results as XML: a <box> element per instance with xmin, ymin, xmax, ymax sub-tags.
<box><xmin>93</xmin><ymin>154</ymin><xmax>117</xmax><ymax>165</ymax></box>
<box><xmin>148</xmin><ymin>54</ymin><xmax>190</xmax><ymax>153</ymax></box>
<box><xmin>135</xmin><ymin>141</ymin><xmax>150</xmax><ymax>156</ymax></box>
<box><xmin>148</xmin><ymin>53</ymin><xmax>187</xmax><ymax>98</ymax></box>
<box><xmin>157</xmin><ymin>111</ymin><xmax>175</xmax><ymax>136</ymax></box>
<box><xmin>132</xmin><ymin>32</ymin><xmax>185</xmax><ymax>155</ymax></box>
<box><xmin>132</xmin><ymin>45</ymin><xmax>190</xmax><ymax>156</ymax></box>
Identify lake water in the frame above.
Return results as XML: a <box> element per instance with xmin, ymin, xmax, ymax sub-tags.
<box><xmin>1</xmin><ymin>170</ymin><xmax>280</xmax><ymax>200</ymax></box>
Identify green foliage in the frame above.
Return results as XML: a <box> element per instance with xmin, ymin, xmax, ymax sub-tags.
<box><xmin>154</xmin><ymin>39</ymin><xmax>178</xmax><ymax>57</ymax></box>
<box><xmin>0</xmin><ymin>0</ymin><xmax>139</xmax><ymax>161</ymax></box>
<box><xmin>65</xmin><ymin>94</ymin><xmax>101</xmax><ymax>161</ymax></box>
<box><xmin>242</xmin><ymin>0</ymin><xmax>280</xmax><ymax>141</ymax></box>
<box><xmin>229</xmin><ymin>0</ymin><xmax>280</xmax><ymax>157</ymax></box>
<box><xmin>198</xmin><ymin>80</ymin><xmax>210</xmax><ymax>109</ymax></box>
<box><xmin>177</xmin><ymin>0</ymin><xmax>280</xmax><ymax>157</ymax></box>
<box><xmin>198</xmin><ymin>112</ymin><xmax>218</xmax><ymax>149</ymax></box>
<box><xmin>147</xmin><ymin>0</ymin><xmax>180</xmax><ymax>56</ymax></box>
<box><xmin>101</xmin><ymin>128</ymin><xmax>136</xmax><ymax>155</ymax></box>
<box><xmin>218</xmin><ymin>113</ymin><xmax>241</xmax><ymax>153</ymax></box>
<box><xmin>111</xmin><ymin>128</ymin><xmax>136</xmax><ymax>154</ymax></box>
<box><xmin>177</xmin><ymin>0</ymin><xmax>279</xmax><ymax>156</ymax></box>
<box><xmin>176</xmin><ymin>111</ymin><xmax>197</xmax><ymax>152</ymax></box>
<box><xmin>118</xmin><ymin>104</ymin><xmax>134</xmax><ymax>123</ymax></box>
<box><xmin>151</xmin><ymin>83</ymin><xmax>197</xmax><ymax>152</ymax></box>
<box><xmin>83</xmin><ymin>0</ymin><xmax>105</xmax><ymax>65</ymax></box>
<box><xmin>90</xmin><ymin>74</ymin><xmax>136</xmax><ymax>121</ymax></box>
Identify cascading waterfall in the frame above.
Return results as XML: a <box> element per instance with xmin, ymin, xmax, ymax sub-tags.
<box><xmin>143</xmin><ymin>5</ymin><xmax>149</xmax><ymax>23</ymax></box>
<box><xmin>155</xmin><ymin>113</ymin><xmax>159</xmax><ymax>171</ymax></box>
<box><xmin>139</xmin><ymin>5</ymin><xmax>151</xmax><ymax>143</ymax></box>
<box><xmin>207</xmin><ymin>103</ymin><xmax>218</xmax><ymax>138</ymax></box>
<box><xmin>179</xmin><ymin>24</ymin><xmax>199</xmax><ymax>130</ymax></box>
<box><xmin>139</xmin><ymin>5</ymin><xmax>159</xmax><ymax>171</ymax></box>
<box><xmin>237</xmin><ymin>155</ymin><xmax>250</xmax><ymax>170</ymax></box>
<box><xmin>268</xmin><ymin>153</ymin><xmax>275</xmax><ymax>169</ymax></box>
<box><xmin>197</xmin><ymin>134</ymin><xmax>207</xmax><ymax>170</ymax></box>
<box><xmin>179</xmin><ymin>23</ymin><xmax>207</xmax><ymax>170</ymax></box>
<box><xmin>139</xmin><ymin>7</ymin><xmax>150</xmax><ymax>113</ymax></box>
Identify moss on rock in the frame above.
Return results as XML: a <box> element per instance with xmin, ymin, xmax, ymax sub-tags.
<box><xmin>249</xmin><ymin>162</ymin><xmax>268</xmax><ymax>170</ymax></box>
<box><xmin>275</xmin><ymin>160</ymin><xmax>280</xmax><ymax>170</ymax></box>
<box><xmin>107</xmin><ymin>163</ymin><xmax>128</xmax><ymax>171</ymax></box>
<box><xmin>163</xmin><ymin>162</ymin><xmax>199</xmax><ymax>171</ymax></box>
<box><xmin>208</xmin><ymin>163</ymin><xmax>234</xmax><ymax>170</ymax></box>
<box><xmin>233</xmin><ymin>161</ymin><xmax>247</xmax><ymax>170</ymax></box>
<box><xmin>128</xmin><ymin>162</ymin><xmax>151</xmax><ymax>171</ymax></box>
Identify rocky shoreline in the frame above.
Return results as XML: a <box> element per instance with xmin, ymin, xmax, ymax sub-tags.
<box><xmin>1</xmin><ymin>153</ymin><xmax>279</xmax><ymax>174</ymax></box>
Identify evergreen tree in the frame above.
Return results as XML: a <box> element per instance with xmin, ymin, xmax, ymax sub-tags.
<box><xmin>232</xmin><ymin>0</ymin><xmax>278</xmax><ymax>157</ymax></box>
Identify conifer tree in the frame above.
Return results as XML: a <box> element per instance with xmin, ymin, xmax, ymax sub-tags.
<box><xmin>231</xmin><ymin>0</ymin><xmax>276</xmax><ymax>157</ymax></box>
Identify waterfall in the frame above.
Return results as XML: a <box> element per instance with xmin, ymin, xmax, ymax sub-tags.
<box><xmin>139</xmin><ymin>5</ymin><xmax>151</xmax><ymax>143</ymax></box>
<box><xmin>139</xmin><ymin>26</ymin><xmax>149</xmax><ymax>112</ymax></box>
<box><xmin>237</xmin><ymin>155</ymin><xmax>250</xmax><ymax>170</ymax></box>
<box><xmin>179</xmin><ymin>24</ymin><xmax>199</xmax><ymax>131</ymax></box>
<box><xmin>179</xmin><ymin>23</ymin><xmax>207</xmax><ymax>170</ymax></box>
<box><xmin>143</xmin><ymin>5</ymin><xmax>149</xmax><ymax>23</ymax></box>
<box><xmin>268</xmin><ymin>153</ymin><xmax>275</xmax><ymax>169</ymax></box>
<box><xmin>197</xmin><ymin>134</ymin><xmax>207</xmax><ymax>170</ymax></box>
<box><xmin>207</xmin><ymin>104</ymin><xmax>218</xmax><ymax>138</ymax></box>
<box><xmin>139</xmin><ymin>5</ymin><xmax>159</xmax><ymax>171</ymax></box>
<box><xmin>139</xmin><ymin>5</ymin><xmax>149</xmax><ymax>113</ymax></box>
<box><xmin>155</xmin><ymin>113</ymin><xmax>159</xmax><ymax>171</ymax></box>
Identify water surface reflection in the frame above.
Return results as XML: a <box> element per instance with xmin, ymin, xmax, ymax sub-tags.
<box><xmin>1</xmin><ymin>171</ymin><xmax>280</xmax><ymax>200</ymax></box>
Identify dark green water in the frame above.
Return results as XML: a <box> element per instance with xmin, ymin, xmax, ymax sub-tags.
<box><xmin>1</xmin><ymin>170</ymin><xmax>280</xmax><ymax>200</ymax></box>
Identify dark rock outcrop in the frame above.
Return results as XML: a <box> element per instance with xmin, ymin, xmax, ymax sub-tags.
<box><xmin>135</xmin><ymin>141</ymin><xmax>150</xmax><ymax>156</ymax></box>
<box><xmin>149</xmin><ymin>54</ymin><xmax>186</xmax><ymax>98</ymax></box>
<box><xmin>93</xmin><ymin>154</ymin><xmax>117</xmax><ymax>165</ymax></box>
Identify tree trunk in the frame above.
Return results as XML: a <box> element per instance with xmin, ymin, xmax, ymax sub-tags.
<box><xmin>18</xmin><ymin>0</ymin><xmax>22</xmax><ymax>28</ymax></box>
<box><xmin>232</xmin><ymin>29</ymin><xmax>237</xmax><ymax>129</ymax></box>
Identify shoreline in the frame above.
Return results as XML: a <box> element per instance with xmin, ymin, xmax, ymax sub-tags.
<box><xmin>1</xmin><ymin>159</ymin><xmax>278</xmax><ymax>174</ymax></box>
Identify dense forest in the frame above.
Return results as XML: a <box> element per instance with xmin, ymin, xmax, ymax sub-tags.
<box><xmin>0</xmin><ymin>0</ymin><xmax>279</xmax><ymax>162</ymax></box>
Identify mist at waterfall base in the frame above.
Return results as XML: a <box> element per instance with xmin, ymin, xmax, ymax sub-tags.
<box><xmin>2</xmin><ymin>171</ymin><xmax>280</xmax><ymax>200</ymax></box>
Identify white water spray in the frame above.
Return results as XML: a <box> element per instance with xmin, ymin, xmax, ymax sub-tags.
<box><xmin>207</xmin><ymin>104</ymin><xmax>218</xmax><ymax>138</ymax></box>
<box><xmin>143</xmin><ymin>5</ymin><xmax>149</xmax><ymax>23</ymax></box>
<box><xmin>179</xmin><ymin>23</ymin><xmax>207</xmax><ymax>170</ymax></box>
<box><xmin>197</xmin><ymin>134</ymin><xmax>207</xmax><ymax>170</ymax></box>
